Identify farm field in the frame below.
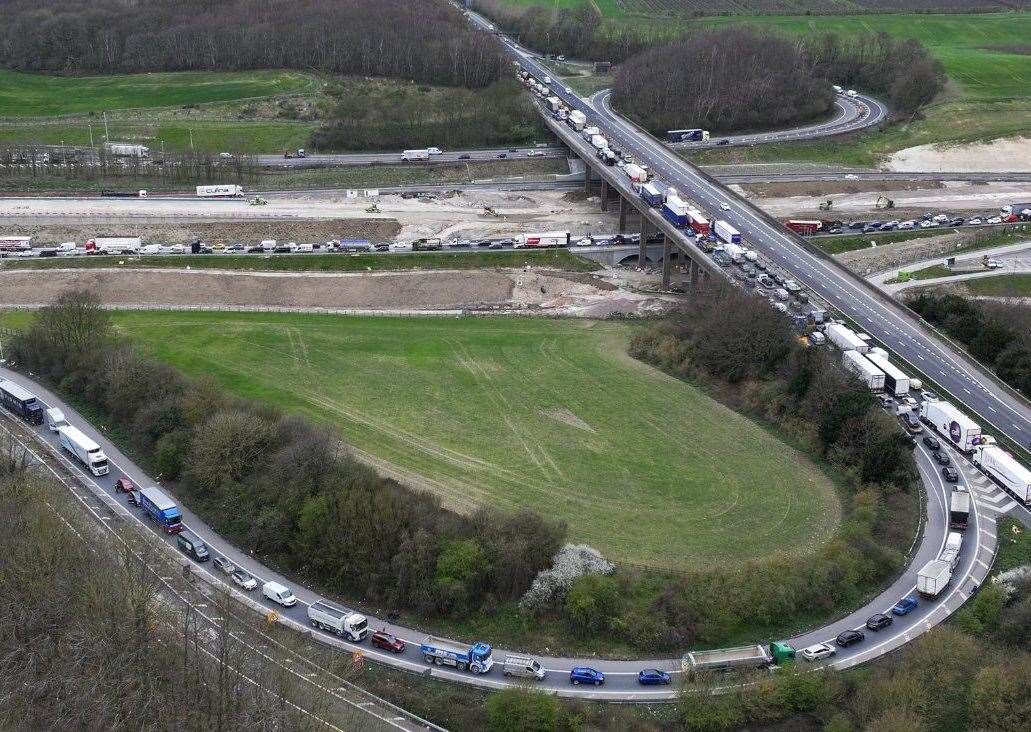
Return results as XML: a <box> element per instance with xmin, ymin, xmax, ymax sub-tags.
<box><xmin>84</xmin><ymin>311</ymin><xmax>842</xmax><ymax>570</ymax></box>
<box><xmin>963</xmin><ymin>273</ymin><xmax>1031</xmax><ymax>297</ymax></box>
<box><xmin>0</xmin><ymin>69</ymin><xmax>318</xmax><ymax>118</ymax></box>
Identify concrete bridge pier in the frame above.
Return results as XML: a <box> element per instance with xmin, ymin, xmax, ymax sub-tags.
<box><xmin>662</xmin><ymin>239</ymin><xmax>672</xmax><ymax>288</ymax></box>
<box><xmin>600</xmin><ymin>180</ymin><xmax>610</xmax><ymax>211</ymax></box>
<box><xmin>584</xmin><ymin>165</ymin><xmax>593</xmax><ymax>195</ymax></box>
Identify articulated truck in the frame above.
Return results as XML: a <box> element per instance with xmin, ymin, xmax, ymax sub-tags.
<box><xmin>57</xmin><ymin>425</ymin><xmax>109</xmax><ymax>476</ymax></box>
<box><xmin>842</xmin><ymin>351</ymin><xmax>885</xmax><ymax>391</ymax></box>
<box><xmin>420</xmin><ymin>636</ymin><xmax>493</xmax><ymax>673</ymax></box>
<box><xmin>823</xmin><ymin>323</ymin><xmax>869</xmax><ymax>354</ymax></box>
<box><xmin>682</xmin><ymin>642</ymin><xmax>795</xmax><ymax>676</ymax></box>
<box><xmin>920</xmin><ymin>400</ymin><xmax>981</xmax><ymax>452</ymax></box>
<box><xmin>972</xmin><ymin>438</ymin><xmax>1030</xmax><ymax>502</ymax></box>
<box><xmin>0</xmin><ymin>379</ymin><xmax>44</xmax><ymax>425</ymax></box>
<box><xmin>864</xmin><ymin>352</ymin><xmax>910</xmax><ymax>396</ymax></box>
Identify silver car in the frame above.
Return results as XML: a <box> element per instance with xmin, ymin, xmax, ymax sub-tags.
<box><xmin>801</xmin><ymin>643</ymin><xmax>836</xmax><ymax>661</ymax></box>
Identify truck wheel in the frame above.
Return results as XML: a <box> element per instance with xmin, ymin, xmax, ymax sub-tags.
<box><xmin>504</xmin><ymin>670</ymin><xmax>511</xmax><ymax>677</ymax></box>
<box><xmin>458</xmin><ymin>663</ymin><xmax>467</xmax><ymax>671</ymax></box>
<box><xmin>424</xmin><ymin>655</ymin><xmax>433</xmax><ymax>664</ymax></box>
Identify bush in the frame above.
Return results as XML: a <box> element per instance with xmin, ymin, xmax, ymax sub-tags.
<box><xmin>485</xmin><ymin>689</ymin><xmax>560</xmax><ymax>732</ymax></box>
<box><xmin>564</xmin><ymin>574</ymin><xmax>621</xmax><ymax>635</ymax></box>
<box><xmin>519</xmin><ymin>543</ymin><xmax>614</xmax><ymax>616</ymax></box>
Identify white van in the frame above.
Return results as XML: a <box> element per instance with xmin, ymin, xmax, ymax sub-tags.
<box><xmin>45</xmin><ymin>407</ymin><xmax>69</xmax><ymax>432</ymax></box>
<box><xmin>389</xmin><ymin>242</ymin><xmax>413</xmax><ymax>252</ymax></box>
<box><xmin>262</xmin><ymin>581</ymin><xmax>297</xmax><ymax>607</ymax></box>
<box><xmin>502</xmin><ymin>654</ymin><xmax>546</xmax><ymax>680</ymax></box>
<box><xmin>260</xmin><ymin>239</ymin><xmax>276</xmax><ymax>252</ymax></box>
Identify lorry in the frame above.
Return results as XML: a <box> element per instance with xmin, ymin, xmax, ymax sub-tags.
<box><xmin>949</xmin><ymin>491</ymin><xmax>971</xmax><ymax>531</ymax></box>
<box><xmin>283</xmin><ymin>148</ymin><xmax>307</xmax><ymax>159</ymax></box>
<box><xmin>45</xmin><ymin>407</ymin><xmax>68</xmax><ymax>432</ymax></box>
<box><xmin>639</xmin><ymin>182</ymin><xmax>664</xmax><ymax>207</ymax></box>
<box><xmin>590</xmin><ymin>134</ymin><xmax>608</xmax><ymax>151</ymax></box>
<box><xmin>502</xmin><ymin>654</ymin><xmax>546</xmax><ymax>680</ymax></box>
<box><xmin>546</xmin><ymin>96</ymin><xmax>561</xmax><ymax>112</ymax></box>
<box><xmin>419</xmin><ymin>636</ymin><xmax>494</xmax><ymax>673</ymax></box>
<box><xmin>624</xmin><ymin>163</ymin><xmax>648</xmax><ymax>183</ymax></box>
<box><xmin>581</xmin><ymin>126</ymin><xmax>600</xmax><ymax>142</ymax></box>
<box><xmin>84</xmin><ymin>237</ymin><xmax>141</xmax><ymax>255</ymax></box>
<box><xmin>568</xmin><ymin>110</ymin><xmax>587</xmax><ymax>131</ymax></box>
<box><xmin>687</xmin><ymin>210</ymin><xmax>710</xmax><ymax>235</ymax></box>
<box><xmin>823</xmin><ymin>323</ymin><xmax>870</xmax><ymax>354</ymax></box>
<box><xmin>401</xmin><ymin>149</ymin><xmax>430</xmax><ymax>161</ymax></box>
<box><xmin>666</xmin><ymin>129</ymin><xmax>709</xmax><ymax>143</ymax></box>
<box><xmin>106</xmin><ymin>143</ymin><xmax>149</xmax><ymax>158</ymax></box>
<box><xmin>138</xmin><ymin>486</ymin><xmax>183</xmax><ymax>533</ymax></box>
<box><xmin>514</xmin><ymin>231</ymin><xmax>570</xmax><ymax>248</ymax></box>
<box><xmin>196</xmin><ymin>184</ymin><xmax>243</xmax><ymax>198</ymax></box>
<box><xmin>785</xmin><ymin>219</ymin><xmax>823</xmax><ymax>236</ymax></box>
<box><xmin>662</xmin><ymin>195</ymin><xmax>692</xmax><ymax>228</ymax></box>
<box><xmin>917</xmin><ymin>559</ymin><xmax>952</xmax><ymax>597</ymax></box>
<box><xmin>721</xmin><ymin>242</ymin><xmax>747</xmax><ymax>264</ymax></box>
<box><xmin>864</xmin><ymin>352</ymin><xmax>910</xmax><ymax>397</ymax></box>
<box><xmin>682</xmin><ymin>642</ymin><xmax>794</xmax><ymax>675</ymax></box>
<box><xmin>972</xmin><ymin>438</ymin><xmax>1030</xmax><ymax>502</ymax></box>
<box><xmin>842</xmin><ymin>350</ymin><xmax>886</xmax><ymax>391</ymax></box>
<box><xmin>0</xmin><ymin>379</ymin><xmax>44</xmax><ymax>425</ymax></box>
<box><xmin>57</xmin><ymin>425</ymin><xmax>109</xmax><ymax>476</ymax></box>
<box><xmin>714</xmin><ymin>220</ymin><xmax>741</xmax><ymax>245</ymax></box>
<box><xmin>938</xmin><ymin>531</ymin><xmax>963</xmax><ymax>570</ymax></box>
<box><xmin>920</xmin><ymin>400</ymin><xmax>981</xmax><ymax>452</ymax></box>
<box><xmin>0</xmin><ymin>235</ymin><xmax>32</xmax><ymax>251</ymax></box>
<box><xmin>306</xmin><ymin>600</ymin><xmax>370</xmax><ymax>642</ymax></box>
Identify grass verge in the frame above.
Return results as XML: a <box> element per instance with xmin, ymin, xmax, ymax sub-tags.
<box><xmin>1</xmin><ymin>250</ymin><xmax>600</xmax><ymax>274</ymax></box>
<box><xmin>963</xmin><ymin>273</ymin><xmax>1031</xmax><ymax>297</ymax></box>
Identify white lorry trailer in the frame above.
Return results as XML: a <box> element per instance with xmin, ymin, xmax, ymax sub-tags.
<box><xmin>823</xmin><ymin>323</ymin><xmax>869</xmax><ymax>353</ymax></box>
<box><xmin>568</xmin><ymin>110</ymin><xmax>587</xmax><ymax>131</ymax></box>
<box><xmin>196</xmin><ymin>184</ymin><xmax>243</xmax><ymax>198</ymax></box>
<box><xmin>920</xmin><ymin>400</ymin><xmax>981</xmax><ymax>452</ymax></box>
<box><xmin>917</xmin><ymin>559</ymin><xmax>952</xmax><ymax>597</ymax></box>
<box><xmin>106</xmin><ymin>143</ymin><xmax>149</xmax><ymax>158</ymax></box>
<box><xmin>590</xmin><ymin>134</ymin><xmax>608</xmax><ymax>150</ymax></box>
<box><xmin>842</xmin><ymin>351</ymin><xmax>886</xmax><ymax>391</ymax></box>
<box><xmin>57</xmin><ymin>425</ymin><xmax>109</xmax><ymax>476</ymax></box>
<box><xmin>864</xmin><ymin>352</ymin><xmax>910</xmax><ymax>397</ymax></box>
<box><xmin>972</xmin><ymin>438</ymin><xmax>1030</xmax><ymax>502</ymax></box>
<box><xmin>84</xmin><ymin>237</ymin><xmax>141</xmax><ymax>254</ymax></box>
<box><xmin>401</xmin><ymin>149</ymin><xmax>430</xmax><ymax>161</ymax></box>
<box><xmin>514</xmin><ymin>231</ymin><xmax>570</xmax><ymax>248</ymax></box>
<box><xmin>306</xmin><ymin>600</ymin><xmax>369</xmax><ymax>642</ymax></box>
<box><xmin>938</xmin><ymin>531</ymin><xmax>963</xmax><ymax>570</ymax></box>
<box><xmin>45</xmin><ymin>407</ymin><xmax>68</xmax><ymax>432</ymax></box>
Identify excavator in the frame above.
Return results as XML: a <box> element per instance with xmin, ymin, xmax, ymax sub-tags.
<box><xmin>818</xmin><ymin>199</ymin><xmax>833</xmax><ymax>211</ymax></box>
<box><xmin>875</xmin><ymin>195</ymin><xmax>895</xmax><ymax>209</ymax></box>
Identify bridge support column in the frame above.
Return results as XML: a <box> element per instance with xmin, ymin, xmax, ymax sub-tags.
<box><xmin>638</xmin><ymin>217</ymin><xmax>651</xmax><ymax>268</ymax></box>
<box><xmin>618</xmin><ymin>197</ymin><xmax>628</xmax><ymax>232</ymax></box>
<box><xmin>584</xmin><ymin>165</ymin><xmax>592</xmax><ymax>195</ymax></box>
<box><xmin>661</xmin><ymin>238</ymin><xmax>672</xmax><ymax>289</ymax></box>
<box><xmin>690</xmin><ymin>258</ymin><xmax>700</xmax><ymax>288</ymax></box>
<box><xmin>599</xmin><ymin>181</ymin><xmax>609</xmax><ymax>211</ymax></box>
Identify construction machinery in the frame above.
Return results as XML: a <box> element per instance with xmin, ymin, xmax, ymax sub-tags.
<box><xmin>875</xmin><ymin>195</ymin><xmax>895</xmax><ymax>209</ymax></box>
<box><xmin>818</xmin><ymin>199</ymin><xmax>833</xmax><ymax>211</ymax></box>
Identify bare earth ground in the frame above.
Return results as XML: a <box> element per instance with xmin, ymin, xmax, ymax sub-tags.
<box><xmin>0</xmin><ymin>266</ymin><xmax>676</xmax><ymax>318</ymax></box>
<box><xmin>885</xmin><ymin>136</ymin><xmax>1031</xmax><ymax>173</ymax></box>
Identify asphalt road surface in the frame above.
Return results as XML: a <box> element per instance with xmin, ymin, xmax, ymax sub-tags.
<box><xmin>255</xmin><ymin>147</ymin><xmax>567</xmax><ymax>168</ymax></box>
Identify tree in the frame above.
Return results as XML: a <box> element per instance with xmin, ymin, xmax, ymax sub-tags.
<box><xmin>564</xmin><ymin>574</ymin><xmax>620</xmax><ymax>635</ymax></box>
<box><xmin>485</xmin><ymin>689</ymin><xmax>559</xmax><ymax>732</ymax></box>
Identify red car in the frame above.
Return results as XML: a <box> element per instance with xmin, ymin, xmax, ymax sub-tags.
<box><xmin>115</xmin><ymin>477</ymin><xmax>135</xmax><ymax>493</ymax></box>
<box><xmin>370</xmin><ymin>630</ymin><xmax>406</xmax><ymax>653</ymax></box>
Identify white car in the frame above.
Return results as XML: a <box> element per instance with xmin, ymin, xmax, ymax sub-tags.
<box><xmin>897</xmin><ymin>221</ymin><xmax>915</xmax><ymax>229</ymax></box>
<box><xmin>389</xmin><ymin>242</ymin><xmax>414</xmax><ymax>252</ymax></box>
<box><xmin>294</xmin><ymin>242</ymin><xmax>314</xmax><ymax>253</ymax></box>
<box><xmin>987</xmin><ymin>216</ymin><xmax>1002</xmax><ymax>224</ymax></box>
<box><xmin>426</xmin><ymin>147</ymin><xmax>442</xmax><ymax>155</ymax></box>
<box><xmin>162</xmin><ymin>244</ymin><xmax>187</xmax><ymax>255</ymax></box>
<box><xmin>919</xmin><ymin>220</ymin><xmax>934</xmax><ymax>228</ymax></box>
<box><xmin>231</xmin><ymin>569</ymin><xmax>258</xmax><ymax>591</ymax></box>
<box><xmin>574</xmin><ymin>237</ymin><xmax>593</xmax><ymax>247</ymax></box>
<box><xmin>140</xmin><ymin>244</ymin><xmax>163</xmax><ymax>255</ymax></box>
<box><xmin>967</xmin><ymin>217</ymin><xmax>983</xmax><ymax>225</ymax></box>
<box><xmin>262</xmin><ymin>581</ymin><xmax>297</xmax><ymax>607</ymax></box>
<box><xmin>720</xmin><ymin>202</ymin><xmax>730</xmax><ymax>210</ymax></box>
<box><xmin>801</xmin><ymin>643</ymin><xmax>836</xmax><ymax>661</ymax></box>
<box><xmin>526</xmin><ymin>150</ymin><xmax>543</xmax><ymax>157</ymax></box>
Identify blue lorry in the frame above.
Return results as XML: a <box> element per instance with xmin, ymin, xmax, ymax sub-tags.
<box><xmin>138</xmin><ymin>486</ymin><xmax>183</xmax><ymax>534</ymax></box>
<box><xmin>420</xmin><ymin>636</ymin><xmax>494</xmax><ymax>674</ymax></box>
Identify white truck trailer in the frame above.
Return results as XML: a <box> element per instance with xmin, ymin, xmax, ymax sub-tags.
<box><xmin>916</xmin><ymin>559</ymin><xmax>952</xmax><ymax>597</ymax></box>
<box><xmin>938</xmin><ymin>531</ymin><xmax>963</xmax><ymax>570</ymax></box>
<box><xmin>920</xmin><ymin>400</ymin><xmax>982</xmax><ymax>452</ymax></box>
<box><xmin>842</xmin><ymin>350</ymin><xmax>886</xmax><ymax>391</ymax></box>
<box><xmin>590</xmin><ymin>134</ymin><xmax>608</xmax><ymax>150</ymax></box>
<box><xmin>57</xmin><ymin>425</ymin><xmax>110</xmax><ymax>476</ymax></box>
<box><xmin>306</xmin><ymin>600</ymin><xmax>369</xmax><ymax>642</ymax></box>
<box><xmin>401</xmin><ymin>149</ymin><xmax>430</xmax><ymax>161</ymax></box>
<box><xmin>972</xmin><ymin>438</ymin><xmax>1030</xmax><ymax>502</ymax></box>
<box><xmin>106</xmin><ymin>143</ymin><xmax>149</xmax><ymax>158</ymax></box>
<box><xmin>568</xmin><ymin>110</ymin><xmax>587</xmax><ymax>131</ymax></box>
<box><xmin>514</xmin><ymin>231</ymin><xmax>570</xmax><ymax>248</ymax></box>
<box><xmin>823</xmin><ymin>323</ymin><xmax>870</xmax><ymax>354</ymax></box>
<box><xmin>84</xmin><ymin>237</ymin><xmax>141</xmax><ymax>254</ymax></box>
<box><xmin>864</xmin><ymin>352</ymin><xmax>910</xmax><ymax>396</ymax></box>
<box><xmin>196</xmin><ymin>184</ymin><xmax>243</xmax><ymax>198</ymax></box>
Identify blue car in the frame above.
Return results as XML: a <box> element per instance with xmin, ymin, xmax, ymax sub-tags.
<box><xmin>892</xmin><ymin>596</ymin><xmax>918</xmax><ymax>616</ymax></box>
<box><xmin>638</xmin><ymin>668</ymin><xmax>671</xmax><ymax>686</ymax></box>
<box><xmin>569</xmin><ymin>666</ymin><xmax>605</xmax><ymax>686</ymax></box>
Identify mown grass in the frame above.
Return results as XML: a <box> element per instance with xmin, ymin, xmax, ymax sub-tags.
<box><xmin>963</xmin><ymin>273</ymin><xmax>1031</xmax><ymax>296</ymax></box>
<box><xmin>0</xmin><ymin>69</ymin><xmax>318</xmax><ymax>117</ymax></box>
<box><xmin>85</xmin><ymin>311</ymin><xmax>841</xmax><ymax>570</ymax></box>
<box><xmin>1</xmin><ymin>250</ymin><xmax>598</xmax><ymax>274</ymax></box>
<box><xmin>813</xmin><ymin>228</ymin><xmax>949</xmax><ymax>254</ymax></box>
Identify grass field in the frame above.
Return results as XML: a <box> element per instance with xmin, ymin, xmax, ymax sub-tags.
<box><xmin>71</xmin><ymin>311</ymin><xmax>841</xmax><ymax>570</ymax></box>
<box><xmin>0</xmin><ymin>249</ymin><xmax>597</xmax><ymax>274</ymax></box>
<box><xmin>962</xmin><ymin>273</ymin><xmax>1031</xmax><ymax>296</ymax></box>
<box><xmin>0</xmin><ymin>69</ymin><xmax>319</xmax><ymax>118</ymax></box>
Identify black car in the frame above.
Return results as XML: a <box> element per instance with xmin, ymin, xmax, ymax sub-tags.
<box><xmin>836</xmin><ymin>629</ymin><xmax>865</xmax><ymax>648</ymax></box>
<box><xmin>933</xmin><ymin>450</ymin><xmax>951</xmax><ymax>466</ymax></box>
<box><xmin>942</xmin><ymin>466</ymin><xmax>959</xmax><ymax>482</ymax></box>
<box><xmin>477</xmin><ymin>240</ymin><xmax>493</xmax><ymax>247</ymax></box>
<box><xmin>374</xmin><ymin>243</ymin><xmax>390</xmax><ymax>251</ymax></box>
<box><xmin>795</xmin><ymin>292</ymin><xmax>809</xmax><ymax>304</ymax></box>
<box><xmin>127</xmin><ymin>490</ymin><xmax>142</xmax><ymax>507</ymax></box>
<box><xmin>866</xmin><ymin>613</ymin><xmax>893</xmax><ymax>631</ymax></box>
<box><xmin>498</xmin><ymin>153</ymin><xmax>507</xmax><ymax>158</ymax></box>
<box><xmin>458</xmin><ymin>154</ymin><xmax>471</xmax><ymax>160</ymax></box>
<box><xmin>717</xmin><ymin>139</ymin><xmax>730</xmax><ymax>145</ymax></box>
<box><xmin>922</xmin><ymin>436</ymin><xmax>941</xmax><ymax>450</ymax></box>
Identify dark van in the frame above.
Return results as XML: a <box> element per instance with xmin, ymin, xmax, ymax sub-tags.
<box><xmin>176</xmin><ymin>530</ymin><xmax>210</xmax><ymax>562</ymax></box>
